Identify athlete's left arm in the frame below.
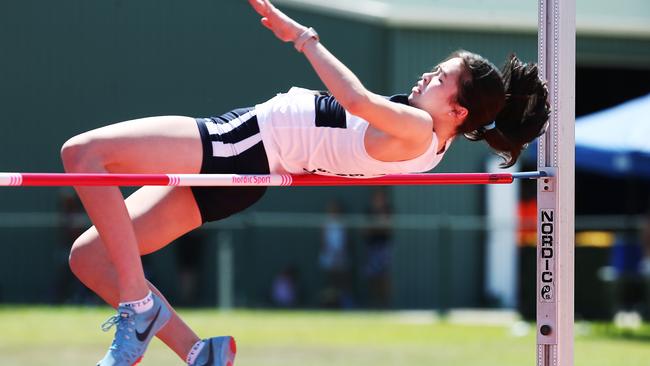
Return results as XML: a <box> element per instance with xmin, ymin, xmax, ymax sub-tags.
<box><xmin>247</xmin><ymin>0</ymin><xmax>433</xmax><ymax>142</ymax></box>
<box><xmin>301</xmin><ymin>42</ymin><xmax>433</xmax><ymax>142</ymax></box>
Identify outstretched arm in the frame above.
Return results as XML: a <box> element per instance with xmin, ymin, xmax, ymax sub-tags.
<box><xmin>247</xmin><ymin>0</ymin><xmax>432</xmax><ymax>142</ymax></box>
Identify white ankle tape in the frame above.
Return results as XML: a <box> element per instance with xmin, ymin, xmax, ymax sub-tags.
<box><xmin>119</xmin><ymin>291</ymin><xmax>154</xmax><ymax>314</ymax></box>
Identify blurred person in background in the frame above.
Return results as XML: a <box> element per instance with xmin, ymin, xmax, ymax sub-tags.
<box><xmin>364</xmin><ymin>188</ymin><xmax>394</xmax><ymax>308</ymax></box>
<box><xmin>175</xmin><ymin>231</ymin><xmax>206</xmax><ymax>307</ymax></box>
<box><xmin>611</xmin><ymin>233</ymin><xmax>644</xmax><ymax>305</ymax></box>
<box><xmin>55</xmin><ymin>189</ymin><xmax>98</xmax><ymax>304</ymax></box>
<box><xmin>641</xmin><ymin>208</ymin><xmax>650</xmax><ymax>275</ymax></box>
<box><xmin>270</xmin><ymin>265</ymin><xmax>300</xmax><ymax>308</ymax></box>
<box><xmin>639</xmin><ymin>206</ymin><xmax>650</xmax><ymax>318</ymax></box>
<box><xmin>318</xmin><ymin>199</ymin><xmax>352</xmax><ymax>308</ymax></box>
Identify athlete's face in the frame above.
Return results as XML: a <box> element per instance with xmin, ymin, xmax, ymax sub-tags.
<box><xmin>408</xmin><ymin>57</ymin><xmax>467</xmax><ymax>124</ymax></box>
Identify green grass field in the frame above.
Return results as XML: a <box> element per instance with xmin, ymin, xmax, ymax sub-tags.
<box><xmin>2</xmin><ymin>306</ymin><xmax>650</xmax><ymax>366</ymax></box>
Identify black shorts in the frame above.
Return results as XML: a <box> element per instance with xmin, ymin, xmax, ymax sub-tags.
<box><xmin>192</xmin><ymin>107</ymin><xmax>270</xmax><ymax>223</ymax></box>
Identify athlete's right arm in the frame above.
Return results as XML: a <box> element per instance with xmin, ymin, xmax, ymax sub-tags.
<box><xmin>247</xmin><ymin>0</ymin><xmax>433</xmax><ymax>143</ymax></box>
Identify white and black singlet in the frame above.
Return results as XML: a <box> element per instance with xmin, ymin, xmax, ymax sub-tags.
<box><xmin>256</xmin><ymin>87</ymin><xmax>448</xmax><ymax>177</ymax></box>
<box><xmin>192</xmin><ymin>87</ymin><xmax>448</xmax><ymax>222</ymax></box>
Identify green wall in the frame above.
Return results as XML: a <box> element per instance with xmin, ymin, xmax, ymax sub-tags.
<box><xmin>1</xmin><ymin>1</ymin><xmax>648</xmax><ymax>309</ymax></box>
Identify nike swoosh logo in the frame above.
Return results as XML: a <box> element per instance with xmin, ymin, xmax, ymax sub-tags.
<box><xmin>135</xmin><ymin>307</ymin><xmax>162</xmax><ymax>342</ymax></box>
<box><xmin>198</xmin><ymin>339</ymin><xmax>213</xmax><ymax>366</ymax></box>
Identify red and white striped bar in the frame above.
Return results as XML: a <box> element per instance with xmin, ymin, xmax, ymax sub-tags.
<box><xmin>0</xmin><ymin>171</ymin><xmax>545</xmax><ymax>187</ymax></box>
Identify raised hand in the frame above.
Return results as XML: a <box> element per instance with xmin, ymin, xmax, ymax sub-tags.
<box><xmin>248</xmin><ymin>0</ymin><xmax>307</xmax><ymax>43</ymax></box>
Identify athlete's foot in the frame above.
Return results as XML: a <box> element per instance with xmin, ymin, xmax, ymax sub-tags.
<box><xmin>96</xmin><ymin>293</ymin><xmax>171</xmax><ymax>366</ymax></box>
<box><xmin>189</xmin><ymin>337</ymin><xmax>237</xmax><ymax>366</ymax></box>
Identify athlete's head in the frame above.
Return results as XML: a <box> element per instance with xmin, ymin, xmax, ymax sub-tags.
<box><xmin>409</xmin><ymin>50</ymin><xmax>550</xmax><ymax>168</ymax></box>
<box><xmin>408</xmin><ymin>56</ymin><xmax>469</xmax><ymax>127</ymax></box>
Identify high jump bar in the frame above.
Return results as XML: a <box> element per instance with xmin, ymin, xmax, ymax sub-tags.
<box><xmin>0</xmin><ymin>171</ymin><xmax>547</xmax><ymax>187</ymax></box>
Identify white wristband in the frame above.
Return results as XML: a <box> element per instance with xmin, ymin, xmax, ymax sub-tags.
<box><xmin>294</xmin><ymin>27</ymin><xmax>319</xmax><ymax>52</ymax></box>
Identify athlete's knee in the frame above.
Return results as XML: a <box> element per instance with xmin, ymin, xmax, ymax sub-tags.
<box><xmin>61</xmin><ymin>133</ymin><xmax>108</xmax><ymax>173</ymax></box>
<box><xmin>68</xmin><ymin>235</ymin><xmax>98</xmax><ymax>279</ymax></box>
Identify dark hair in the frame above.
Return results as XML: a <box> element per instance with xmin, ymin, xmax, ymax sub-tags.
<box><xmin>450</xmin><ymin>50</ymin><xmax>550</xmax><ymax>168</ymax></box>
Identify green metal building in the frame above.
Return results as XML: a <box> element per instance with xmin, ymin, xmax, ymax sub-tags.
<box><xmin>0</xmin><ymin>0</ymin><xmax>648</xmax><ymax>311</ymax></box>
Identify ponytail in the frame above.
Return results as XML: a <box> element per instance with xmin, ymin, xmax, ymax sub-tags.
<box><xmin>463</xmin><ymin>54</ymin><xmax>550</xmax><ymax>168</ymax></box>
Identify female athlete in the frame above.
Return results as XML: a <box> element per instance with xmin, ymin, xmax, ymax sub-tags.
<box><xmin>60</xmin><ymin>0</ymin><xmax>549</xmax><ymax>365</ymax></box>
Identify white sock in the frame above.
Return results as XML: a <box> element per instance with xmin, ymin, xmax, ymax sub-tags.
<box><xmin>119</xmin><ymin>291</ymin><xmax>154</xmax><ymax>314</ymax></box>
<box><xmin>186</xmin><ymin>340</ymin><xmax>206</xmax><ymax>365</ymax></box>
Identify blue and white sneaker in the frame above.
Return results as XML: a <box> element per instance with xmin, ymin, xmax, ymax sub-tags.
<box><xmin>97</xmin><ymin>293</ymin><xmax>172</xmax><ymax>366</ymax></box>
<box><xmin>189</xmin><ymin>336</ymin><xmax>237</xmax><ymax>366</ymax></box>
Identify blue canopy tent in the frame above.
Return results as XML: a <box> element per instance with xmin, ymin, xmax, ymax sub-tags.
<box><xmin>527</xmin><ymin>93</ymin><xmax>650</xmax><ymax>178</ymax></box>
<box><xmin>573</xmin><ymin>93</ymin><xmax>650</xmax><ymax>179</ymax></box>
<box><xmin>525</xmin><ymin>94</ymin><xmax>650</xmax><ymax>275</ymax></box>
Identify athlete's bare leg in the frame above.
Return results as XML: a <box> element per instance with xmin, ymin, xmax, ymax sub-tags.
<box><xmin>61</xmin><ymin>116</ymin><xmax>207</xmax><ymax>360</ymax></box>
<box><xmin>69</xmin><ymin>185</ymin><xmax>204</xmax><ymax>360</ymax></box>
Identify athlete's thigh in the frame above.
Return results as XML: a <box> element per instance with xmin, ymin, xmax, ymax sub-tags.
<box><xmin>124</xmin><ymin>185</ymin><xmax>203</xmax><ymax>254</ymax></box>
<box><xmin>78</xmin><ymin>115</ymin><xmax>203</xmax><ymax>174</ymax></box>
<box><xmin>74</xmin><ymin>185</ymin><xmax>203</xmax><ymax>258</ymax></box>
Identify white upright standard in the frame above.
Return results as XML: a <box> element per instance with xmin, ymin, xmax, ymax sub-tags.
<box><xmin>536</xmin><ymin>0</ymin><xmax>575</xmax><ymax>365</ymax></box>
